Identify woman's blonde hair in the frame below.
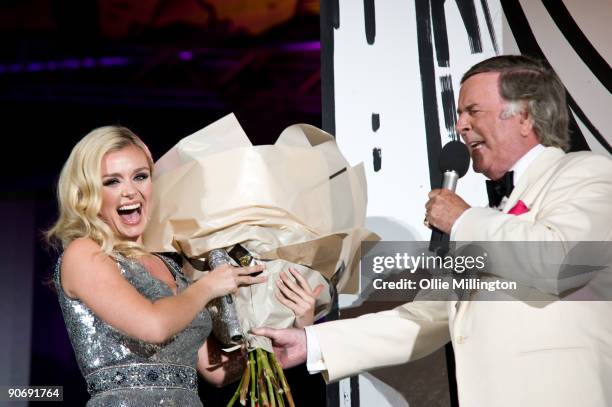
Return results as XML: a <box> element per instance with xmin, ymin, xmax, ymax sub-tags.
<box><xmin>46</xmin><ymin>126</ymin><xmax>154</xmax><ymax>258</ymax></box>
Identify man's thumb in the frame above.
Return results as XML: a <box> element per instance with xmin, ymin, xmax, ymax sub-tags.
<box><xmin>251</xmin><ymin>327</ymin><xmax>274</xmax><ymax>338</ymax></box>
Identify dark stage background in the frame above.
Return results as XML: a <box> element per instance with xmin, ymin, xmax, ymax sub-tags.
<box><xmin>0</xmin><ymin>1</ymin><xmax>325</xmax><ymax>405</ymax></box>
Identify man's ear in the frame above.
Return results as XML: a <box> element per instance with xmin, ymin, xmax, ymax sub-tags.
<box><xmin>519</xmin><ymin>110</ymin><xmax>534</xmax><ymax>137</ymax></box>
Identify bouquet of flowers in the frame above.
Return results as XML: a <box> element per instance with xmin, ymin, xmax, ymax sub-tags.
<box><xmin>143</xmin><ymin>113</ymin><xmax>375</xmax><ymax>405</ymax></box>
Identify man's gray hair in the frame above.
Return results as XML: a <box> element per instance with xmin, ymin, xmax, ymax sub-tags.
<box><xmin>462</xmin><ymin>55</ymin><xmax>570</xmax><ymax>151</ymax></box>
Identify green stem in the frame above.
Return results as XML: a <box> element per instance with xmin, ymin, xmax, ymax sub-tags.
<box><xmin>269</xmin><ymin>352</ymin><xmax>295</xmax><ymax>407</ymax></box>
<box><xmin>258</xmin><ymin>369</ymin><xmax>270</xmax><ymax>407</ymax></box>
<box><xmin>265</xmin><ymin>372</ymin><xmax>276</xmax><ymax>407</ymax></box>
<box><xmin>249</xmin><ymin>352</ymin><xmax>256</xmax><ymax>407</ymax></box>
<box><xmin>256</xmin><ymin>350</ymin><xmax>263</xmax><ymax>406</ymax></box>
<box><xmin>226</xmin><ymin>363</ymin><xmax>245</xmax><ymax>407</ymax></box>
<box><xmin>239</xmin><ymin>357</ymin><xmax>251</xmax><ymax>405</ymax></box>
<box><xmin>259</xmin><ymin>349</ymin><xmax>280</xmax><ymax>390</ymax></box>
<box><xmin>256</xmin><ymin>349</ymin><xmax>277</xmax><ymax>407</ymax></box>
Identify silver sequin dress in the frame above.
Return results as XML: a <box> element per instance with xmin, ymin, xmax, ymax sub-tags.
<box><xmin>54</xmin><ymin>253</ymin><xmax>212</xmax><ymax>406</ymax></box>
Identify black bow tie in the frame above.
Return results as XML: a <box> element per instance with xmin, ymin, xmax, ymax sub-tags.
<box><xmin>486</xmin><ymin>171</ymin><xmax>514</xmax><ymax>208</ymax></box>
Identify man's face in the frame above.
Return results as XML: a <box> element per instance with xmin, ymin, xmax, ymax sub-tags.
<box><xmin>456</xmin><ymin>72</ymin><xmax>533</xmax><ymax>180</ymax></box>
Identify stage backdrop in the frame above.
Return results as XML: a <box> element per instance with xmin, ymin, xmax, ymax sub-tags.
<box><xmin>320</xmin><ymin>1</ymin><xmax>611</xmax><ymax>406</ymax></box>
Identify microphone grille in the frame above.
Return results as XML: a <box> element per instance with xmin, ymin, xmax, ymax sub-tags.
<box><xmin>439</xmin><ymin>140</ymin><xmax>470</xmax><ymax>178</ymax></box>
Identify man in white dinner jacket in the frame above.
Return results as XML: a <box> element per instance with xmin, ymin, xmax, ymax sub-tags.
<box><xmin>254</xmin><ymin>55</ymin><xmax>612</xmax><ymax>407</ymax></box>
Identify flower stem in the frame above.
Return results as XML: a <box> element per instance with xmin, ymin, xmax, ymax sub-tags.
<box><xmin>226</xmin><ymin>362</ymin><xmax>245</xmax><ymax>407</ymax></box>
<box><xmin>229</xmin><ymin>348</ymin><xmax>293</xmax><ymax>407</ymax></box>
<box><xmin>269</xmin><ymin>352</ymin><xmax>295</xmax><ymax>407</ymax></box>
<box><xmin>249</xmin><ymin>352</ymin><xmax>256</xmax><ymax>407</ymax></box>
<box><xmin>258</xmin><ymin>368</ymin><xmax>270</xmax><ymax>407</ymax></box>
<box><xmin>239</xmin><ymin>357</ymin><xmax>251</xmax><ymax>405</ymax></box>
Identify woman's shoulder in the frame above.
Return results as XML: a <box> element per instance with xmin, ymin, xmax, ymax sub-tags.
<box><xmin>64</xmin><ymin>237</ymin><xmax>103</xmax><ymax>256</ymax></box>
<box><xmin>61</xmin><ymin>238</ymin><xmax>118</xmax><ymax>295</ymax></box>
<box><xmin>62</xmin><ymin>238</ymin><xmax>109</xmax><ymax>269</ymax></box>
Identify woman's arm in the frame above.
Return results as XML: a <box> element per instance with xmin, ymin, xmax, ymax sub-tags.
<box><xmin>60</xmin><ymin>237</ymin><xmax>265</xmax><ymax>344</ymax></box>
<box><xmin>197</xmin><ymin>337</ymin><xmax>246</xmax><ymax>387</ymax></box>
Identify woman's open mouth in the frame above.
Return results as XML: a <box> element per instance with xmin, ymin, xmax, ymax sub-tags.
<box><xmin>117</xmin><ymin>203</ymin><xmax>142</xmax><ymax>225</ymax></box>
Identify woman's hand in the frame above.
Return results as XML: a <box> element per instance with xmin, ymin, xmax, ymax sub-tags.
<box><xmin>199</xmin><ymin>263</ymin><xmax>266</xmax><ymax>299</ymax></box>
<box><xmin>275</xmin><ymin>268</ymin><xmax>324</xmax><ymax>328</ymax></box>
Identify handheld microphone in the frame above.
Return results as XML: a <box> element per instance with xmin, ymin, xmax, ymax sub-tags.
<box><xmin>429</xmin><ymin>140</ymin><xmax>470</xmax><ymax>255</ymax></box>
<box><xmin>206</xmin><ymin>249</ymin><xmax>244</xmax><ymax>346</ymax></box>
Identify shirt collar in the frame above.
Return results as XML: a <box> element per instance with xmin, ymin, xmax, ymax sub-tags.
<box><xmin>510</xmin><ymin>144</ymin><xmax>546</xmax><ymax>185</ymax></box>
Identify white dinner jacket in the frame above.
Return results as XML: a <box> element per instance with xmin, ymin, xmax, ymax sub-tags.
<box><xmin>313</xmin><ymin>147</ymin><xmax>612</xmax><ymax>407</ymax></box>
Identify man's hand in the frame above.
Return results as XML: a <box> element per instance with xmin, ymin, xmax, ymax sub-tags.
<box><xmin>425</xmin><ymin>189</ymin><xmax>470</xmax><ymax>234</ymax></box>
<box><xmin>250</xmin><ymin>327</ymin><xmax>307</xmax><ymax>369</ymax></box>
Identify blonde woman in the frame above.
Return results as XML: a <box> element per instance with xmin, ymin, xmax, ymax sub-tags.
<box><xmin>47</xmin><ymin>126</ymin><xmax>266</xmax><ymax>406</ymax></box>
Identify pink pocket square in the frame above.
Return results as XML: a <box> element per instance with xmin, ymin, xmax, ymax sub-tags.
<box><xmin>508</xmin><ymin>199</ymin><xmax>529</xmax><ymax>215</ymax></box>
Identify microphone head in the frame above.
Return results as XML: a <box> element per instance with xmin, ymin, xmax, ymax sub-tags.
<box><xmin>439</xmin><ymin>140</ymin><xmax>470</xmax><ymax>178</ymax></box>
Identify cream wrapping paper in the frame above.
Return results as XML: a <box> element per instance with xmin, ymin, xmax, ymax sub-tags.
<box><xmin>143</xmin><ymin>113</ymin><xmax>378</xmax><ymax>350</ymax></box>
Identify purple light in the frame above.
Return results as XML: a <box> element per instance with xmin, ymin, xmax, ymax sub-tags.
<box><xmin>178</xmin><ymin>50</ymin><xmax>193</xmax><ymax>61</ymax></box>
<box><xmin>62</xmin><ymin>59</ymin><xmax>81</xmax><ymax>69</ymax></box>
<box><xmin>278</xmin><ymin>41</ymin><xmax>321</xmax><ymax>52</ymax></box>
<box><xmin>99</xmin><ymin>56</ymin><xmax>131</xmax><ymax>66</ymax></box>
<box><xmin>81</xmin><ymin>58</ymin><xmax>96</xmax><ymax>68</ymax></box>
<box><xmin>0</xmin><ymin>55</ymin><xmax>134</xmax><ymax>75</ymax></box>
<box><xmin>27</xmin><ymin>62</ymin><xmax>44</xmax><ymax>72</ymax></box>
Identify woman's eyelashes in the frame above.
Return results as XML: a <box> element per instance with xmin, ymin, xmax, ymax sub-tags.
<box><xmin>134</xmin><ymin>172</ymin><xmax>149</xmax><ymax>182</ymax></box>
<box><xmin>102</xmin><ymin>172</ymin><xmax>149</xmax><ymax>187</ymax></box>
<box><xmin>102</xmin><ymin>178</ymin><xmax>119</xmax><ymax>187</ymax></box>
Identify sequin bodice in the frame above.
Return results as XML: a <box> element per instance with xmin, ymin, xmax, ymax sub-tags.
<box><xmin>55</xmin><ymin>253</ymin><xmax>212</xmax><ymax>406</ymax></box>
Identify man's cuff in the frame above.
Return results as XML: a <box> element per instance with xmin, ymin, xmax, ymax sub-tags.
<box><xmin>305</xmin><ymin>326</ymin><xmax>327</xmax><ymax>374</ymax></box>
<box><xmin>450</xmin><ymin>207</ymin><xmax>471</xmax><ymax>241</ymax></box>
